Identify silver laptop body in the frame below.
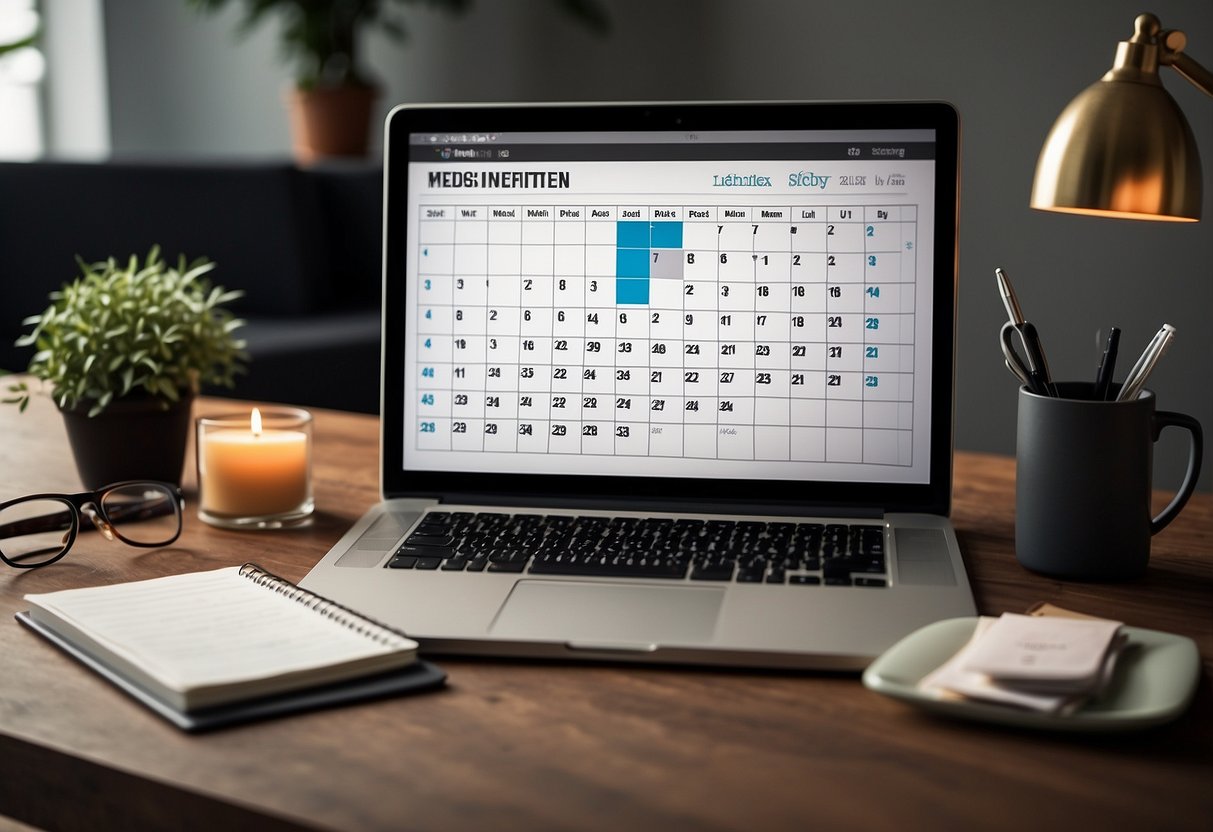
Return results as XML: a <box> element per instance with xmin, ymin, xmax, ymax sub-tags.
<box><xmin>301</xmin><ymin>101</ymin><xmax>975</xmax><ymax>670</ymax></box>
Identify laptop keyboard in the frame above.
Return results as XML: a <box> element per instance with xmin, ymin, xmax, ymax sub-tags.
<box><xmin>386</xmin><ymin>511</ymin><xmax>888</xmax><ymax>587</ymax></box>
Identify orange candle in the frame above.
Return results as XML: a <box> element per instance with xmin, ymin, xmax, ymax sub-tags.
<box><xmin>198</xmin><ymin>408</ymin><xmax>312</xmax><ymax>520</ymax></box>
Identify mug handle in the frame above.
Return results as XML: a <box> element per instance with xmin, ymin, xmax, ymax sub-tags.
<box><xmin>1150</xmin><ymin>411</ymin><xmax>1204</xmax><ymax>535</ymax></box>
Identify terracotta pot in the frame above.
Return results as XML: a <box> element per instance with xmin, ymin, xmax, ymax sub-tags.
<box><xmin>287</xmin><ymin>84</ymin><xmax>378</xmax><ymax>164</ymax></box>
<box><xmin>60</xmin><ymin>392</ymin><xmax>194</xmax><ymax>489</ymax></box>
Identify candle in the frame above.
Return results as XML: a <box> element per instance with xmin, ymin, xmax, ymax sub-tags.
<box><xmin>197</xmin><ymin>407</ymin><xmax>313</xmax><ymax>528</ymax></box>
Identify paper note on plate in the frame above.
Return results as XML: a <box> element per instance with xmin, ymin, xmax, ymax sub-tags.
<box><xmin>919</xmin><ymin>612</ymin><xmax>1128</xmax><ymax>714</ymax></box>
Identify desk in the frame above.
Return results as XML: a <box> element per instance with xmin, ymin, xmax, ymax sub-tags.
<box><xmin>0</xmin><ymin>394</ymin><xmax>1209</xmax><ymax>831</ymax></box>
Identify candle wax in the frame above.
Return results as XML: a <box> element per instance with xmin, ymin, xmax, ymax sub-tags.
<box><xmin>200</xmin><ymin>428</ymin><xmax>309</xmax><ymax>517</ymax></box>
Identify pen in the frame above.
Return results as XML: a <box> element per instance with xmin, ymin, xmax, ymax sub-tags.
<box><xmin>995</xmin><ymin>267</ymin><xmax>1025</xmax><ymax>325</ymax></box>
<box><xmin>1093</xmin><ymin>327</ymin><xmax>1120</xmax><ymax>401</ymax></box>
<box><xmin>995</xmin><ymin>268</ymin><xmax>1056</xmax><ymax>396</ymax></box>
<box><xmin>1117</xmin><ymin>324</ymin><xmax>1176</xmax><ymax>401</ymax></box>
<box><xmin>1116</xmin><ymin>325</ymin><xmax>1166</xmax><ymax>399</ymax></box>
<box><xmin>1020</xmin><ymin>323</ymin><xmax>1056</xmax><ymax>397</ymax></box>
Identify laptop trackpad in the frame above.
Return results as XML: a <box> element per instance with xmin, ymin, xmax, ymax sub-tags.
<box><xmin>490</xmin><ymin>580</ymin><xmax>724</xmax><ymax>647</ymax></box>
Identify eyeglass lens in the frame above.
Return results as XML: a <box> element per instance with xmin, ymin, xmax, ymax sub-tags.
<box><xmin>100</xmin><ymin>483</ymin><xmax>180</xmax><ymax>545</ymax></box>
<box><xmin>0</xmin><ymin>498</ymin><xmax>75</xmax><ymax>566</ymax></box>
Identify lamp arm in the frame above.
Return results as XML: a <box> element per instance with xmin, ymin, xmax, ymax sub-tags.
<box><xmin>1167</xmin><ymin>53</ymin><xmax>1213</xmax><ymax>99</ymax></box>
<box><xmin>1160</xmin><ymin>30</ymin><xmax>1213</xmax><ymax>99</ymax></box>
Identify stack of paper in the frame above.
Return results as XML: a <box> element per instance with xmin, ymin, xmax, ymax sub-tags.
<box><xmin>919</xmin><ymin>612</ymin><xmax>1128</xmax><ymax>714</ymax></box>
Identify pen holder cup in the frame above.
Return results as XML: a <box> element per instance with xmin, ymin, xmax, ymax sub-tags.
<box><xmin>1015</xmin><ymin>383</ymin><xmax>1202</xmax><ymax>581</ymax></box>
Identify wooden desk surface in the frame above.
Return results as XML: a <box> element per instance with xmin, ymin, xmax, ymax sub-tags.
<box><xmin>0</xmin><ymin>394</ymin><xmax>1209</xmax><ymax>831</ymax></box>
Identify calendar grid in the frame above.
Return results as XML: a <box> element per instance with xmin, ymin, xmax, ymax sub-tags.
<box><xmin>415</xmin><ymin>203</ymin><xmax>918</xmax><ymax>467</ymax></box>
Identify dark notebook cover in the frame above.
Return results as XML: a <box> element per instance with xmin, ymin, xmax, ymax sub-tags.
<box><xmin>16</xmin><ymin>611</ymin><xmax>447</xmax><ymax>732</ymax></box>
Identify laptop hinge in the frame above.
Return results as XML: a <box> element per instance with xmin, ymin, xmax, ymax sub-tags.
<box><xmin>402</xmin><ymin>492</ymin><xmax>884</xmax><ymax>519</ymax></box>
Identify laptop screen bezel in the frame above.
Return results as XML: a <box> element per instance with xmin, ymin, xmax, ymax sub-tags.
<box><xmin>381</xmin><ymin>101</ymin><xmax>959</xmax><ymax>515</ymax></box>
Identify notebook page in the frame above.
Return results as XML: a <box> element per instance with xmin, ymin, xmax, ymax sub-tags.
<box><xmin>25</xmin><ymin>567</ymin><xmax>416</xmax><ymax>690</ymax></box>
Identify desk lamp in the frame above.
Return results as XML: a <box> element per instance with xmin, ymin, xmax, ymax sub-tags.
<box><xmin>1031</xmin><ymin>12</ymin><xmax>1211</xmax><ymax>221</ymax></box>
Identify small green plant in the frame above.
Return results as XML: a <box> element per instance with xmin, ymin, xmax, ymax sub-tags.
<box><xmin>6</xmin><ymin>248</ymin><xmax>247</xmax><ymax>416</ymax></box>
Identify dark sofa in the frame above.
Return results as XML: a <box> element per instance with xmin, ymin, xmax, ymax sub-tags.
<box><xmin>0</xmin><ymin>161</ymin><xmax>383</xmax><ymax>413</ymax></box>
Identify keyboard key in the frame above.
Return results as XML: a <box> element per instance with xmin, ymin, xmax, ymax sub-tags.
<box><xmin>853</xmin><ymin>557</ymin><xmax>886</xmax><ymax>574</ymax></box>
<box><xmin>824</xmin><ymin>575</ymin><xmax>852</xmax><ymax>586</ymax></box>
<box><xmin>690</xmin><ymin>563</ymin><xmax>735</xmax><ymax>581</ymax></box>
<box><xmin>855</xmin><ymin>577</ymin><xmax>888</xmax><ymax>588</ymax></box>
<box><xmin>387</xmin><ymin>556</ymin><xmax>417</xmax><ymax>569</ymax></box>
<box><xmin>822</xmin><ymin>560</ymin><xmax>852</xmax><ymax>580</ymax></box>
<box><xmin>488</xmin><ymin>561</ymin><xmax>527</xmax><ymax>573</ymax></box>
<box><xmin>396</xmin><ymin>544</ymin><xmax>456</xmax><ymax>559</ymax></box>
<box><xmin>529</xmin><ymin>559</ymin><xmax>688</xmax><ymax>579</ymax></box>
<box><xmin>405</xmin><ymin>534</ymin><xmax>455</xmax><ymax>547</ymax></box>
<box><xmin>441</xmin><ymin>557</ymin><xmax>468</xmax><ymax>571</ymax></box>
<box><xmin>414</xmin><ymin>557</ymin><xmax>442</xmax><ymax>570</ymax></box>
<box><xmin>789</xmin><ymin>575</ymin><xmax>821</xmax><ymax>585</ymax></box>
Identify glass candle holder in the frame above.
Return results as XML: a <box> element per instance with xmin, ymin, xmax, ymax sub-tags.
<box><xmin>196</xmin><ymin>407</ymin><xmax>314</xmax><ymax>529</ymax></box>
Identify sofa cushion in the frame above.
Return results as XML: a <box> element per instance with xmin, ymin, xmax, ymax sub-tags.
<box><xmin>309</xmin><ymin>163</ymin><xmax>382</xmax><ymax>310</ymax></box>
<box><xmin>218</xmin><ymin>310</ymin><xmax>381</xmax><ymax>413</ymax></box>
<box><xmin>0</xmin><ymin>161</ymin><xmax>330</xmax><ymax>325</ymax></box>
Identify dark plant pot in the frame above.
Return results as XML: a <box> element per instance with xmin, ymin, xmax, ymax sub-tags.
<box><xmin>286</xmin><ymin>84</ymin><xmax>378</xmax><ymax>164</ymax></box>
<box><xmin>60</xmin><ymin>392</ymin><xmax>194</xmax><ymax>489</ymax></box>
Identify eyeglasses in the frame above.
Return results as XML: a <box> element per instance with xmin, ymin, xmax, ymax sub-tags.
<box><xmin>0</xmin><ymin>481</ymin><xmax>184</xmax><ymax>569</ymax></box>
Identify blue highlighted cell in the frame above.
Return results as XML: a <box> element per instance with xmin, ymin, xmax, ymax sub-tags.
<box><xmin>616</xmin><ymin>248</ymin><xmax>650</xmax><ymax>278</ymax></box>
<box><xmin>650</xmin><ymin>221</ymin><xmax>683</xmax><ymax>248</ymax></box>
<box><xmin>616</xmin><ymin>221</ymin><xmax>649</xmax><ymax>248</ymax></box>
<box><xmin>616</xmin><ymin>279</ymin><xmax>650</xmax><ymax>305</ymax></box>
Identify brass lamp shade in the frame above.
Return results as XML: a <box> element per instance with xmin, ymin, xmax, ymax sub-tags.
<box><xmin>1031</xmin><ymin>79</ymin><xmax>1202</xmax><ymax>221</ymax></box>
<box><xmin>1031</xmin><ymin>13</ymin><xmax>1208</xmax><ymax>222</ymax></box>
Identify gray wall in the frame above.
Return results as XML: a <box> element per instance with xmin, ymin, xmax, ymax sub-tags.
<box><xmin>102</xmin><ymin>0</ymin><xmax>1213</xmax><ymax>492</ymax></box>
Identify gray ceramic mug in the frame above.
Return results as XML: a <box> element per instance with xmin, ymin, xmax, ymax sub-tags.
<box><xmin>1015</xmin><ymin>382</ymin><xmax>1203</xmax><ymax>580</ymax></box>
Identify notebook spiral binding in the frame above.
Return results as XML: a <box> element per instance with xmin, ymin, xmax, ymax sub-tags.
<box><xmin>238</xmin><ymin>563</ymin><xmax>413</xmax><ymax>647</ymax></box>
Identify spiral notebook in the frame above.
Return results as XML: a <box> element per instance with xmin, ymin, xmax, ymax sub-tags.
<box><xmin>16</xmin><ymin>564</ymin><xmax>446</xmax><ymax>731</ymax></box>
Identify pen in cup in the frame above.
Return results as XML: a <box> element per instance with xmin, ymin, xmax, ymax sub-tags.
<box><xmin>995</xmin><ymin>267</ymin><xmax>1025</xmax><ymax>326</ymax></box>
<box><xmin>1119</xmin><ymin>326</ymin><xmax>1164</xmax><ymax>389</ymax></box>
<box><xmin>1117</xmin><ymin>324</ymin><xmax>1176</xmax><ymax>402</ymax></box>
<box><xmin>1093</xmin><ymin>327</ymin><xmax>1120</xmax><ymax>401</ymax></box>
<box><xmin>1116</xmin><ymin>324</ymin><xmax>1166</xmax><ymax>400</ymax></box>
<box><xmin>995</xmin><ymin>268</ymin><xmax>1056</xmax><ymax>397</ymax></box>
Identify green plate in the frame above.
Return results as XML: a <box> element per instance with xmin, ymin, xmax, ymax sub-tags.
<box><xmin>862</xmin><ymin>617</ymin><xmax>1201</xmax><ymax>731</ymax></box>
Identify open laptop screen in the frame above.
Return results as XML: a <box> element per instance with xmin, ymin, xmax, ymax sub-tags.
<box><xmin>383</xmin><ymin>103</ymin><xmax>958</xmax><ymax>513</ymax></box>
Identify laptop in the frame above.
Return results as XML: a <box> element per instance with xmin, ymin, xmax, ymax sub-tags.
<box><xmin>300</xmin><ymin>101</ymin><xmax>975</xmax><ymax>670</ymax></box>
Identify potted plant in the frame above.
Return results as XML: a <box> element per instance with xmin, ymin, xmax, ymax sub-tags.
<box><xmin>187</xmin><ymin>0</ymin><xmax>609</xmax><ymax>163</ymax></box>
<box><xmin>5</xmin><ymin>248</ymin><xmax>246</xmax><ymax>488</ymax></box>
<box><xmin>187</xmin><ymin>0</ymin><xmax>469</xmax><ymax>162</ymax></box>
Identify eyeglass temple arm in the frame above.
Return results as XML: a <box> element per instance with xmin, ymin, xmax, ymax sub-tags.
<box><xmin>102</xmin><ymin>500</ymin><xmax>180</xmax><ymax>524</ymax></box>
<box><xmin>0</xmin><ymin>500</ymin><xmax>177</xmax><ymax>539</ymax></box>
<box><xmin>0</xmin><ymin>513</ymin><xmax>72</xmax><ymax>539</ymax></box>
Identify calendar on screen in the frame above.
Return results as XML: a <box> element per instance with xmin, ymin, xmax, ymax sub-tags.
<box><xmin>402</xmin><ymin>128</ymin><xmax>939</xmax><ymax>484</ymax></box>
